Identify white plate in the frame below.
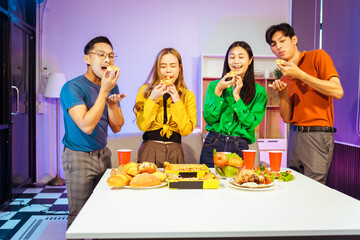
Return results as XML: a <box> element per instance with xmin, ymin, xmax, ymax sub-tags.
<box><xmin>111</xmin><ymin>181</ymin><xmax>167</xmax><ymax>190</ymax></box>
<box><xmin>228</xmin><ymin>179</ymin><xmax>275</xmax><ymax>191</ymax></box>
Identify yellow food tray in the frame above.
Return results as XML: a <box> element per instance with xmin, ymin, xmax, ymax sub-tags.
<box><xmin>168</xmin><ymin>178</ymin><xmax>219</xmax><ymax>189</ymax></box>
<box><xmin>164</xmin><ymin>164</ymin><xmax>210</xmax><ymax>178</ymax></box>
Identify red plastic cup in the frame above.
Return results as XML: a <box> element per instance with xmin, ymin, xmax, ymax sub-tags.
<box><xmin>242</xmin><ymin>150</ymin><xmax>256</xmax><ymax>169</ymax></box>
<box><xmin>117</xmin><ymin>149</ymin><xmax>131</xmax><ymax>166</ymax></box>
<box><xmin>269</xmin><ymin>151</ymin><xmax>282</xmax><ymax>172</ymax></box>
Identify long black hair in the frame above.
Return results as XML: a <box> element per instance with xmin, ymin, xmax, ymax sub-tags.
<box><xmin>222</xmin><ymin>41</ymin><xmax>255</xmax><ymax>105</ymax></box>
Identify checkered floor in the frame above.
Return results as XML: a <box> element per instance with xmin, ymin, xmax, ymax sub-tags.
<box><xmin>0</xmin><ymin>184</ymin><xmax>68</xmax><ymax>240</ymax></box>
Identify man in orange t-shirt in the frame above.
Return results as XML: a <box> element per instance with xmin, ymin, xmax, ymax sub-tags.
<box><xmin>265</xmin><ymin>23</ymin><xmax>344</xmax><ymax>184</ymax></box>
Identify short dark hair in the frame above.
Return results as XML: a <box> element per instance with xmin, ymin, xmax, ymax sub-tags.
<box><xmin>265</xmin><ymin>23</ymin><xmax>296</xmax><ymax>45</ymax></box>
<box><xmin>83</xmin><ymin>36</ymin><xmax>113</xmax><ymax>54</ymax></box>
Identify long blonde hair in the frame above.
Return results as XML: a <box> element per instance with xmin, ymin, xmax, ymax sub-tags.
<box><xmin>142</xmin><ymin>48</ymin><xmax>187</xmax><ymax>99</ymax></box>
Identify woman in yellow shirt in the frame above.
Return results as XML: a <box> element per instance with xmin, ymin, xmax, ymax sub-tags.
<box><xmin>134</xmin><ymin>48</ymin><xmax>196</xmax><ymax>167</ymax></box>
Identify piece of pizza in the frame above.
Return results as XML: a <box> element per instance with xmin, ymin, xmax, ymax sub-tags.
<box><xmin>107</xmin><ymin>65</ymin><xmax>119</xmax><ymax>71</ymax></box>
<box><xmin>228</xmin><ymin>70</ymin><xmax>238</xmax><ymax>77</ymax></box>
<box><xmin>275</xmin><ymin>59</ymin><xmax>285</xmax><ymax>65</ymax></box>
<box><xmin>160</xmin><ymin>76</ymin><xmax>171</xmax><ymax>85</ymax></box>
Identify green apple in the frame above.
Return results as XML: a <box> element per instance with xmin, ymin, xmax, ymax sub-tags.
<box><xmin>224</xmin><ymin>165</ymin><xmax>239</xmax><ymax>177</ymax></box>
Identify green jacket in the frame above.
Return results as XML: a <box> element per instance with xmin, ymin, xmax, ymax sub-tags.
<box><xmin>203</xmin><ymin>80</ymin><xmax>267</xmax><ymax>144</ymax></box>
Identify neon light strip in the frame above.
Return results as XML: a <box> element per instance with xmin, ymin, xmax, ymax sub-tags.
<box><xmin>356</xmin><ymin>60</ymin><xmax>360</xmax><ymax>137</ymax></box>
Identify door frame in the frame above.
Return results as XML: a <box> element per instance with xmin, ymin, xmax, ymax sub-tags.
<box><xmin>0</xmin><ymin>6</ymin><xmax>36</xmax><ymax>205</ymax></box>
<box><xmin>0</xmin><ymin>10</ymin><xmax>11</xmax><ymax>206</ymax></box>
<box><xmin>9</xmin><ymin>14</ymin><xmax>37</xmax><ymax>190</ymax></box>
<box><xmin>11</xmin><ymin>13</ymin><xmax>37</xmax><ymax>184</ymax></box>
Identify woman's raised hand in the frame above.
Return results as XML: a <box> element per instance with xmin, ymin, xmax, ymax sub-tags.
<box><xmin>167</xmin><ymin>84</ymin><xmax>179</xmax><ymax>103</ymax></box>
<box><xmin>232</xmin><ymin>75</ymin><xmax>243</xmax><ymax>101</ymax></box>
<box><xmin>149</xmin><ymin>84</ymin><xmax>168</xmax><ymax>102</ymax></box>
<box><xmin>214</xmin><ymin>73</ymin><xmax>236</xmax><ymax>96</ymax></box>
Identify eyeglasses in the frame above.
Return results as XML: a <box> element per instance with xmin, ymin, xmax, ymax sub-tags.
<box><xmin>88</xmin><ymin>51</ymin><xmax>118</xmax><ymax>61</ymax></box>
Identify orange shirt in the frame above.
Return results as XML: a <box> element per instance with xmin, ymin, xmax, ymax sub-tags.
<box><xmin>281</xmin><ymin>49</ymin><xmax>339</xmax><ymax>127</ymax></box>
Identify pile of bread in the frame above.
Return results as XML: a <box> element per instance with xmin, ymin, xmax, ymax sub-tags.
<box><xmin>107</xmin><ymin>162</ymin><xmax>167</xmax><ymax>188</ymax></box>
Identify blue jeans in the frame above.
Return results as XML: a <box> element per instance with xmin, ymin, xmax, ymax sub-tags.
<box><xmin>200</xmin><ymin>131</ymin><xmax>249</xmax><ymax>168</ymax></box>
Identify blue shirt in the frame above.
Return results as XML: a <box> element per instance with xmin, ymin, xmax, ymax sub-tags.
<box><xmin>60</xmin><ymin>75</ymin><xmax>119</xmax><ymax>152</ymax></box>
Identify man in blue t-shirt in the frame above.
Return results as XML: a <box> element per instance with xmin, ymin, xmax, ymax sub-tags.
<box><xmin>60</xmin><ymin>36</ymin><xmax>126</xmax><ymax>228</ymax></box>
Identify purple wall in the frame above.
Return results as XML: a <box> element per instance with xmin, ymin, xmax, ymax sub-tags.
<box><xmin>292</xmin><ymin>0</ymin><xmax>320</xmax><ymax>50</ymax></box>
<box><xmin>322</xmin><ymin>0</ymin><xmax>360</xmax><ymax>201</ymax></box>
<box><xmin>322</xmin><ymin>0</ymin><xmax>360</xmax><ymax>147</ymax></box>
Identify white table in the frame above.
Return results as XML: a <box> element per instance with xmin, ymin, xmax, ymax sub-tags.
<box><xmin>66</xmin><ymin>169</ymin><xmax>360</xmax><ymax>239</ymax></box>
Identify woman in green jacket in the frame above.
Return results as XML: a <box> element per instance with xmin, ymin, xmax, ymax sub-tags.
<box><xmin>200</xmin><ymin>41</ymin><xmax>267</xmax><ymax>168</ymax></box>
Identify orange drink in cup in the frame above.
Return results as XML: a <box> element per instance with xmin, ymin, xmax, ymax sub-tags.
<box><xmin>269</xmin><ymin>151</ymin><xmax>282</xmax><ymax>172</ymax></box>
<box><xmin>242</xmin><ymin>150</ymin><xmax>256</xmax><ymax>169</ymax></box>
<box><xmin>117</xmin><ymin>149</ymin><xmax>132</xmax><ymax>166</ymax></box>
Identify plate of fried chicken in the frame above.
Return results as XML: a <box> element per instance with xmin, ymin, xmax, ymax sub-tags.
<box><xmin>228</xmin><ymin>168</ymin><xmax>276</xmax><ymax>190</ymax></box>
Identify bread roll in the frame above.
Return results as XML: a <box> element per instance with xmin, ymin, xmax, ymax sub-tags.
<box><xmin>130</xmin><ymin>173</ymin><xmax>161</xmax><ymax>187</ymax></box>
<box><xmin>137</xmin><ymin>162</ymin><xmax>157</xmax><ymax>174</ymax></box>
<box><xmin>124</xmin><ymin>162</ymin><xmax>138</xmax><ymax>176</ymax></box>
<box><xmin>152</xmin><ymin>171</ymin><xmax>167</xmax><ymax>182</ymax></box>
<box><xmin>107</xmin><ymin>175</ymin><xmax>130</xmax><ymax>187</ymax></box>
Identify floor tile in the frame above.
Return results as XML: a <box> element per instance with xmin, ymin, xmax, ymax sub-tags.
<box><xmin>41</xmin><ymin>187</ymin><xmax>66</xmax><ymax>193</ymax></box>
<box><xmin>0</xmin><ymin>211</ymin><xmax>17</xmax><ymax>220</ymax></box>
<box><xmin>12</xmin><ymin>188</ymin><xmax>26</xmax><ymax>194</ymax></box>
<box><xmin>0</xmin><ymin>219</ymin><xmax>21</xmax><ymax>229</ymax></box>
<box><xmin>28</xmin><ymin>199</ymin><xmax>57</xmax><ymax>205</ymax></box>
<box><xmin>53</xmin><ymin>198</ymin><xmax>68</xmax><ymax>205</ymax></box>
<box><xmin>33</xmin><ymin>193</ymin><xmax>62</xmax><ymax>199</ymax></box>
<box><xmin>18</xmin><ymin>204</ymin><xmax>52</xmax><ymax>212</ymax></box>
<box><xmin>28</xmin><ymin>184</ymin><xmax>47</xmax><ymax>188</ymax></box>
<box><xmin>1</xmin><ymin>205</ymin><xmax>23</xmax><ymax>212</ymax></box>
<box><xmin>16</xmin><ymin>193</ymin><xmax>37</xmax><ymax>199</ymax></box>
<box><xmin>9</xmin><ymin>198</ymin><xmax>32</xmax><ymax>205</ymax></box>
<box><xmin>59</xmin><ymin>193</ymin><xmax>67</xmax><ymax>198</ymax></box>
<box><xmin>0</xmin><ymin>229</ymin><xmax>12</xmax><ymax>239</ymax></box>
<box><xmin>12</xmin><ymin>211</ymin><xmax>40</xmax><ymax>219</ymax></box>
<box><xmin>23</xmin><ymin>188</ymin><xmax>43</xmax><ymax>194</ymax></box>
<box><xmin>48</xmin><ymin>205</ymin><xmax>68</xmax><ymax>212</ymax></box>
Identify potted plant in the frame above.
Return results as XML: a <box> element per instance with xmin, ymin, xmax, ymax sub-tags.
<box><xmin>273</xmin><ymin>68</ymin><xmax>283</xmax><ymax>80</ymax></box>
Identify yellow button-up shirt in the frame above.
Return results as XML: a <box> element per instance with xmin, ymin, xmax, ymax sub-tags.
<box><xmin>135</xmin><ymin>84</ymin><xmax>197</xmax><ymax>138</ymax></box>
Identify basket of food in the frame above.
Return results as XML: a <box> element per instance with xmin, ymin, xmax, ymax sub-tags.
<box><xmin>213</xmin><ymin>151</ymin><xmax>244</xmax><ymax>178</ymax></box>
